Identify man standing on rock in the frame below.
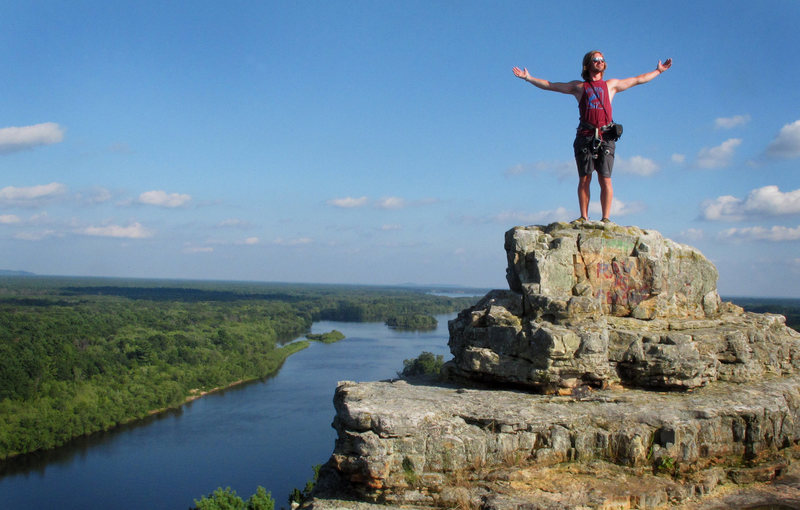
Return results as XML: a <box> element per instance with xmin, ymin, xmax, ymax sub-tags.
<box><xmin>513</xmin><ymin>51</ymin><xmax>672</xmax><ymax>223</ymax></box>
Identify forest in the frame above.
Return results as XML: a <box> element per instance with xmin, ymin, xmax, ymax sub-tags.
<box><xmin>0</xmin><ymin>276</ymin><xmax>478</xmax><ymax>461</ymax></box>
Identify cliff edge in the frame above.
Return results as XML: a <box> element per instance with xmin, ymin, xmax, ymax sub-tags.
<box><xmin>308</xmin><ymin>222</ymin><xmax>800</xmax><ymax>509</ymax></box>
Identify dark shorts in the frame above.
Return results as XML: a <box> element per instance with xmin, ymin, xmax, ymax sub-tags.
<box><xmin>574</xmin><ymin>135</ymin><xmax>615</xmax><ymax>178</ymax></box>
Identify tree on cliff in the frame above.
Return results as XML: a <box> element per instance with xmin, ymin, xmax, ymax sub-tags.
<box><xmin>192</xmin><ymin>486</ymin><xmax>274</xmax><ymax>510</ymax></box>
<box><xmin>400</xmin><ymin>351</ymin><xmax>444</xmax><ymax>378</ymax></box>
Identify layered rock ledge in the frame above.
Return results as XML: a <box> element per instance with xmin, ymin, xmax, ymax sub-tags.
<box><xmin>309</xmin><ymin>222</ymin><xmax>800</xmax><ymax>509</ymax></box>
<box><xmin>448</xmin><ymin>223</ymin><xmax>800</xmax><ymax>392</ymax></box>
<box><xmin>446</xmin><ymin>288</ymin><xmax>799</xmax><ymax>392</ymax></box>
<box><xmin>313</xmin><ymin>377</ymin><xmax>800</xmax><ymax>508</ymax></box>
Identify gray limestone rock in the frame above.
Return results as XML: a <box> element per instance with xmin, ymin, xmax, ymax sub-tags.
<box><xmin>505</xmin><ymin>222</ymin><xmax>720</xmax><ymax>319</ymax></box>
<box><xmin>446</xmin><ymin>223</ymin><xmax>800</xmax><ymax>391</ymax></box>
<box><xmin>308</xmin><ymin>222</ymin><xmax>800</xmax><ymax>509</ymax></box>
<box><xmin>447</xmin><ymin>290</ymin><xmax>800</xmax><ymax>391</ymax></box>
<box><xmin>312</xmin><ymin>377</ymin><xmax>800</xmax><ymax>508</ymax></box>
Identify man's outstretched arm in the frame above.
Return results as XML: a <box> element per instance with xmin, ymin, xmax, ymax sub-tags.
<box><xmin>513</xmin><ymin>67</ymin><xmax>583</xmax><ymax>99</ymax></box>
<box><xmin>608</xmin><ymin>58</ymin><xmax>672</xmax><ymax>95</ymax></box>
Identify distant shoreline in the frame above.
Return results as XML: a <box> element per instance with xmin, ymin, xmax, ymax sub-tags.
<box><xmin>143</xmin><ymin>340</ymin><xmax>310</xmax><ymax>419</ymax></box>
<box><xmin>147</xmin><ymin>380</ymin><xmax>247</xmax><ymax>417</ymax></box>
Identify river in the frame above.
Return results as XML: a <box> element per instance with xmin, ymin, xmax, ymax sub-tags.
<box><xmin>0</xmin><ymin>314</ymin><xmax>456</xmax><ymax>509</ymax></box>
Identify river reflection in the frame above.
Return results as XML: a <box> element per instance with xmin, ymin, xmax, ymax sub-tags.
<box><xmin>0</xmin><ymin>314</ymin><xmax>457</xmax><ymax>510</ymax></box>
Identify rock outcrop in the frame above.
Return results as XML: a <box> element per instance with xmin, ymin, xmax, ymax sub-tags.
<box><xmin>309</xmin><ymin>222</ymin><xmax>800</xmax><ymax>509</ymax></box>
<box><xmin>504</xmin><ymin>223</ymin><xmax>720</xmax><ymax>320</ymax></box>
<box><xmin>447</xmin><ymin>223</ymin><xmax>800</xmax><ymax>392</ymax></box>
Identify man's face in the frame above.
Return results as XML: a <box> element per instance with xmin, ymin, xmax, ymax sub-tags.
<box><xmin>591</xmin><ymin>53</ymin><xmax>606</xmax><ymax>72</ymax></box>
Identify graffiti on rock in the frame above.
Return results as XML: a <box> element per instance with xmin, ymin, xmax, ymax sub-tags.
<box><xmin>592</xmin><ymin>258</ymin><xmax>651</xmax><ymax>308</ymax></box>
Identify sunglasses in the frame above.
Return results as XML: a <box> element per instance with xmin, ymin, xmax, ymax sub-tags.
<box><xmin>592</xmin><ymin>57</ymin><xmax>605</xmax><ymax>63</ymax></box>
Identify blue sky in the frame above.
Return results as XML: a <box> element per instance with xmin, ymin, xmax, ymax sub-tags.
<box><xmin>1</xmin><ymin>1</ymin><xmax>799</xmax><ymax>297</ymax></box>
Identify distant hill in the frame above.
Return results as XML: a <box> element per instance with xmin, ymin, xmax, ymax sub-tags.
<box><xmin>0</xmin><ymin>269</ymin><xmax>35</xmax><ymax>276</ymax></box>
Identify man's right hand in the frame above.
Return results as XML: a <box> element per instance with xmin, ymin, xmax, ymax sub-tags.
<box><xmin>512</xmin><ymin>67</ymin><xmax>530</xmax><ymax>80</ymax></box>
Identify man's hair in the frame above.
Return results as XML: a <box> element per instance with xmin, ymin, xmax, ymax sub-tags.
<box><xmin>581</xmin><ymin>50</ymin><xmax>604</xmax><ymax>81</ymax></box>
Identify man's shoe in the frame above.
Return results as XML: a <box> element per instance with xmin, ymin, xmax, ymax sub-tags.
<box><xmin>571</xmin><ymin>216</ymin><xmax>588</xmax><ymax>224</ymax></box>
<box><xmin>601</xmin><ymin>217</ymin><xmax>612</xmax><ymax>223</ymax></box>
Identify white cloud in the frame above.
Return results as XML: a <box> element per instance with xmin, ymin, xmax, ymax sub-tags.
<box><xmin>615</xmin><ymin>155</ymin><xmax>659</xmax><ymax>176</ymax></box>
<box><xmin>701</xmin><ymin>195</ymin><xmax>744</xmax><ymax>221</ymax></box>
<box><xmin>242</xmin><ymin>237</ymin><xmax>259</xmax><ymax>245</ymax></box>
<box><xmin>138</xmin><ymin>190</ymin><xmax>191</xmax><ymax>208</ymax></box>
<box><xmin>327</xmin><ymin>196</ymin><xmax>368</xmax><ymax>208</ymax></box>
<box><xmin>715</xmin><ymin>114</ymin><xmax>750</xmax><ymax>129</ymax></box>
<box><xmin>2</xmin><ymin>212</ymin><xmax>55</xmax><ymax>231</ymax></box>
<box><xmin>0</xmin><ymin>214</ymin><xmax>21</xmax><ymax>224</ymax></box>
<box><xmin>718</xmin><ymin>225</ymin><xmax>800</xmax><ymax>242</ymax></box>
<box><xmin>81</xmin><ymin>222</ymin><xmax>153</xmax><ymax>239</ymax></box>
<box><xmin>702</xmin><ymin>186</ymin><xmax>800</xmax><ymax>221</ymax></box>
<box><xmin>376</xmin><ymin>196</ymin><xmax>406</xmax><ymax>209</ymax></box>
<box><xmin>765</xmin><ymin>119</ymin><xmax>800</xmax><ymax>159</ymax></box>
<box><xmin>743</xmin><ymin>185</ymin><xmax>800</xmax><ymax>216</ymax></box>
<box><xmin>696</xmin><ymin>138</ymin><xmax>742</xmax><ymax>168</ymax></box>
<box><xmin>0</xmin><ymin>182</ymin><xmax>67</xmax><ymax>206</ymax></box>
<box><xmin>380</xmin><ymin>224</ymin><xmax>402</xmax><ymax>231</ymax></box>
<box><xmin>671</xmin><ymin>154</ymin><xmax>686</xmax><ymax>164</ymax></box>
<box><xmin>0</xmin><ymin>123</ymin><xmax>65</xmax><ymax>154</ymax></box>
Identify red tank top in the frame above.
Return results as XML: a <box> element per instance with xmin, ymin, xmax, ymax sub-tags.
<box><xmin>579</xmin><ymin>80</ymin><xmax>612</xmax><ymax>129</ymax></box>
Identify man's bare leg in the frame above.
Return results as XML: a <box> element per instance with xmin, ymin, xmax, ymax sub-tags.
<box><xmin>578</xmin><ymin>174</ymin><xmax>592</xmax><ymax>220</ymax></box>
<box><xmin>599</xmin><ymin>176</ymin><xmax>613</xmax><ymax>221</ymax></box>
